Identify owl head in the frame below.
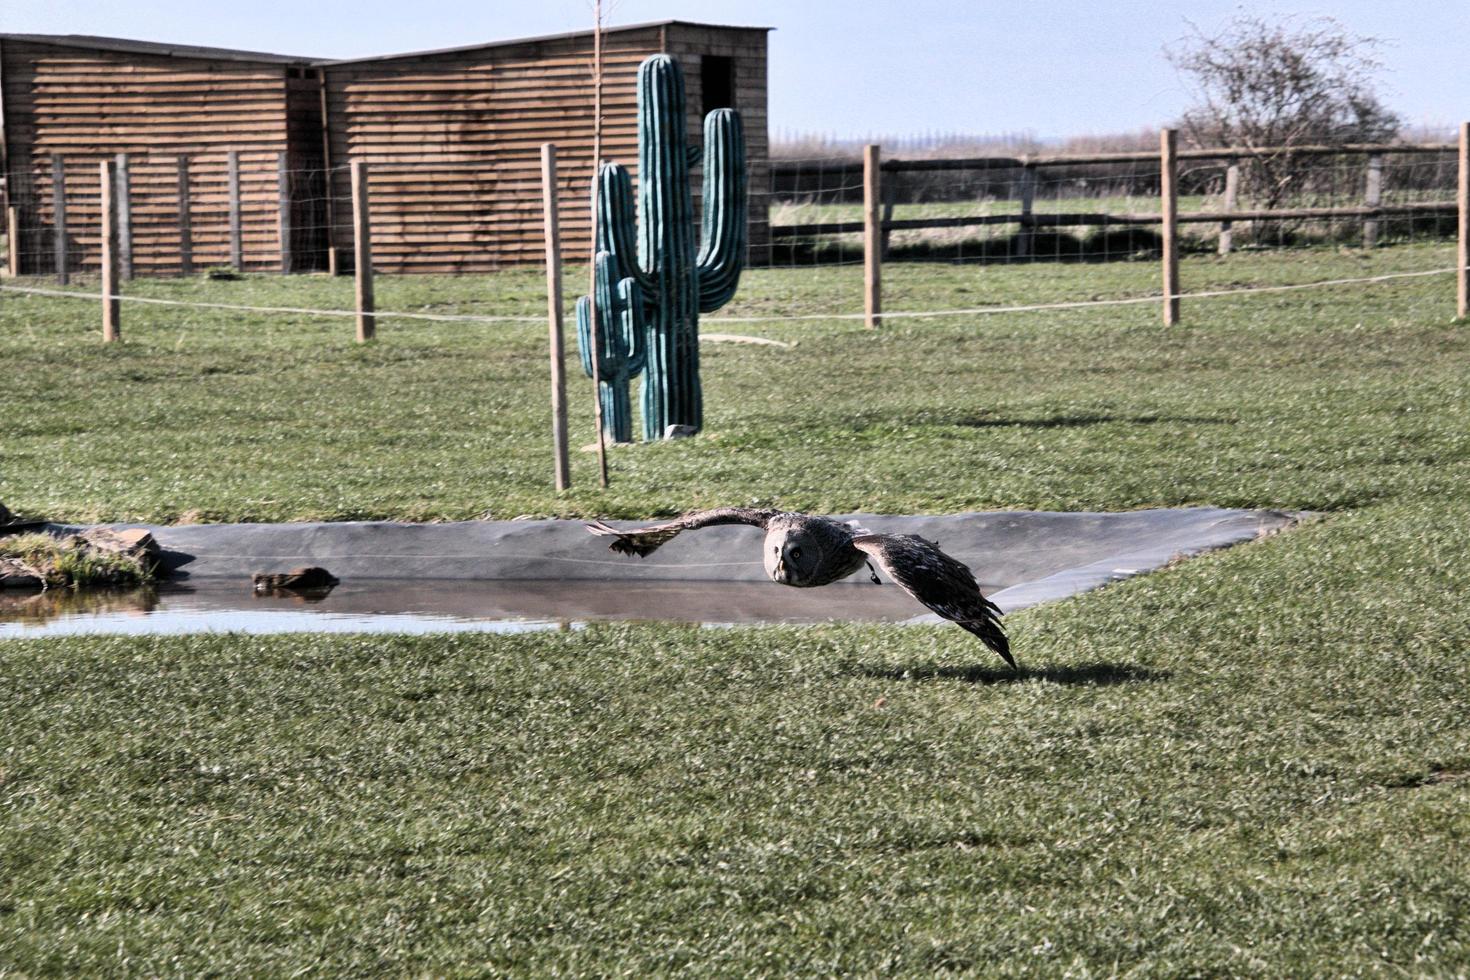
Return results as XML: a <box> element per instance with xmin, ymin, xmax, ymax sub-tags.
<box><xmin>764</xmin><ymin>526</ymin><xmax>821</xmax><ymax>587</ymax></box>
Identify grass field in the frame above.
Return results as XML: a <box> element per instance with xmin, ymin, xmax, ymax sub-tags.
<box><xmin>3</xmin><ymin>244</ymin><xmax>1469</xmax><ymax>974</ymax></box>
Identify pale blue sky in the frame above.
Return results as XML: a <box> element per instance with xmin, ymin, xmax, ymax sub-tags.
<box><xmin>4</xmin><ymin>0</ymin><xmax>1466</xmax><ymax>139</ymax></box>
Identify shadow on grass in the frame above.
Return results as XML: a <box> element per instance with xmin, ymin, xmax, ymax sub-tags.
<box><xmin>951</xmin><ymin>413</ymin><xmax>1226</xmax><ymax>430</ymax></box>
<box><xmin>795</xmin><ymin>408</ymin><xmax>1231</xmax><ymax>437</ymax></box>
<box><xmin>850</xmin><ymin>661</ymin><xmax>1168</xmax><ymax>686</ymax></box>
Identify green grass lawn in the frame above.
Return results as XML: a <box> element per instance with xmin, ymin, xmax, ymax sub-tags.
<box><xmin>3</xmin><ymin>245</ymin><xmax>1469</xmax><ymax>974</ymax></box>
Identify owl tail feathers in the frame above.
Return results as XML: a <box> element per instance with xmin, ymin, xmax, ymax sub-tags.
<box><xmin>958</xmin><ymin>614</ymin><xmax>1015</xmax><ymax>669</ymax></box>
<box><xmin>584</xmin><ymin>520</ymin><xmax>679</xmax><ymax>558</ymax></box>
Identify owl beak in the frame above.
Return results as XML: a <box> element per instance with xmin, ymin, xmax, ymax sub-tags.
<box><xmin>774</xmin><ymin>554</ymin><xmax>787</xmax><ymax>583</ymax></box>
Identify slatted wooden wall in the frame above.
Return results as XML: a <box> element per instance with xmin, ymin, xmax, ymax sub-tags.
<box><xmin>322</xmin><ymin>24</ymin><xmax>771</xmax><ymax>274</ymax></box>
<box><xmin>664</xmin><ymin>24</ymin><xmax>771</xmax><ymax>265</ymax></box>
<box><xmin>1</xmin><ymin>24</ymin><xmax>771</xmax><ymax>278</ymax></box>
<box><xmin>0</xmin><ymin>37</ymin><xmax>296</xmax><ymax>275</ymax></box>
<box><xmin>321</xmin><ymin>28</ymin><xmax>655</xmax><ymax>275</ymax></box>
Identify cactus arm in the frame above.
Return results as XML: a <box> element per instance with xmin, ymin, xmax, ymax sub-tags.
<box><xmin>617</xmin><ymin>276</ymin><xmax>647</xmax><ymax>377</ymax></box>
<box><xmin>696</xmin><ymin>109</ymin><xmax>747</xmax><ymax>313</ymax></box>
<box><xmin>575</xmin><ymin>295</ymin><xmax>595</xmax><ymax>379</ymax></box>
<box><xmin>596</xmin><ymin>163</ymin><xmax>652</xmax><ymax>293</ymax></box>
<box><xmin>573</xmin><ymin>252</ymin><xmax>641</xmax><ymax>443</ymax></box>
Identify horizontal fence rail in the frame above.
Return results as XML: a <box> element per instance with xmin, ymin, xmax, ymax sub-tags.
<box><xmin>772</xmin><ymin>142</ymin><xmax>1460</xmax><ymax>179</ymax></box>
<box><xmin>776</xmin><ymin>201</ymin><xmax>1459</xmax><ymax>238</ymax></box>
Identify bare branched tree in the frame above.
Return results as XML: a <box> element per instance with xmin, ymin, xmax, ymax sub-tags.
<box><xmin>1168</xmin><ymin>14</ymin><xmax>1402</xmax><ymax>209</ymax></box>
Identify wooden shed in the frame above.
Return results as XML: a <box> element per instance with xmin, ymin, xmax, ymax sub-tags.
<box><xmin>0</xmin><ymin>21</ymin><xmax>770</xmax><ymax>278</ymax></box>
<box><xmin>0</xmin><ymin>34</ymin><xmax>317</xmax><ymax>277</ymax></box>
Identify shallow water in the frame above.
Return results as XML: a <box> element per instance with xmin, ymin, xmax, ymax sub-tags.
<box><xmin>0</xmin><ymin>578</ymin><xmax>977</xmax><ymax>638</ymax></box>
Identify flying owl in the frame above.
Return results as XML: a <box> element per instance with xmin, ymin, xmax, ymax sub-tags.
<box><xmin>585</xmin><ymin>508</ymin><xmax>1012</xmax><ymax>666</ymax></box>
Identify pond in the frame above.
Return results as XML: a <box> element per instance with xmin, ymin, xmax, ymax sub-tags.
<box><xmin>0</xmin><ymin>578</ymin><xmax>948</xmax><ymax>638</ymax></box>
<box><xmin>0</xmin><ymin>508</ymin><xmax>1297</xmax><ymax>638</ymax></box>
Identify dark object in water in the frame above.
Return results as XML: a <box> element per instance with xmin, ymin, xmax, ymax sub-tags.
<box><xmin>252</xmin><ymin>566</ymin><xmax>339</xmax><ymax>596</ymax></box>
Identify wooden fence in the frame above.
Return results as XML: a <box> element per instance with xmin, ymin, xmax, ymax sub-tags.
<box><xmin>5</xmin><ymin>149</ymin><xmax>305</xmax><ymax>281</ymax></box>
<box><xmin>10</xmin><ymin>129</ymin><xmax>1470</xmax><ymax>332</ymax></box>
<box><xmin>772</xmin><ymin>129</ymin><xmax>1470</xmax><ymax>326</ymax></box>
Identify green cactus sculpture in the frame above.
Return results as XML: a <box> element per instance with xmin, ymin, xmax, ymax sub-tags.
<box><xmin>577</xmin><ymin>53</ymin><xmax>747</xmax><ymax>441</ymax></box>
<box><xmin>576</xmin><ymin>251</ymin><xmax>646</xmax><ymax>444</ymax></box>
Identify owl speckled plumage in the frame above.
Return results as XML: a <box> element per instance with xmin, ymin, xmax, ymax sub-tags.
<box><xmin>585</xmin><ymin>508</ymin><xmax>1012</xmax><ymax>666</ymax></box>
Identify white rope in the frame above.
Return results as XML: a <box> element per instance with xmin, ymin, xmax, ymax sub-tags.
<box><xmin>706</xmin><ymin>294</ymin><xmax>1161</xmax><ymax>323</ymax></box>
<box><xmin>3</xmin><ymin>266</ymin><xmax>1457</xmax><ymax>330</ymax></box>
<box><xmin>702</xmin><ymin>333</ymin><xmax>794</xmax><ymax>348</ymax></box>
<box><xmin>1178</xmin><ymin>267</ymin><xmax>1457</xmax><ymax>301</ymax></box>
<box><xmin>0</xmin><ymin>284</ymin><xmax>543</xmax><ymax>324</ymax></box>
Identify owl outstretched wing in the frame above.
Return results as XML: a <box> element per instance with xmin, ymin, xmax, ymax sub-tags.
<box><xmin>585</xmin><ymin>507</ymin><xmax>778</xmax><ymax>558</ymax></box>
<box><xmin>851</xmin><ymin>533</ymin><xmax>1013</xmax><ymax>667</ymax></box>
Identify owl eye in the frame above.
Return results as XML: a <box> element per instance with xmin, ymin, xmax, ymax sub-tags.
<box><xmin>790</xmin><ymin>547</ymin><xmax>802</xmax><ymax>560</ymax></box>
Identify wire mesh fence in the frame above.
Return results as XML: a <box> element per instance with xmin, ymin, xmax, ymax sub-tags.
<box><xmin>762</xmin><ymin>135</ymin><xmax>1467</xmax><ymax>324</ymax></box>
<box><xmin>1</xmin><ymin>131</ymin><xmax>1467</xmax><ymax>332</ymax></box>
<box><xmin>0</xmin><ymin>152</ymin><xmax>593</xmax><ymax>282</ymax></box>
<box><xmin>767</xmin><ymin>145</ymin><xmax>1460</xmax><ymax>262</ymax></box>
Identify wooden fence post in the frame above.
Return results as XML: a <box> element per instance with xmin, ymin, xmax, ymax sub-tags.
<box><xmin>5</xmin><ymin>205</ymin><xmax>18</xmax><ymax>277</ymax></box>
<box><xmin>227</xmin><ymin>150</ymin><xmax>242</xmax><ymax>271</ymax></box>
<box><xmin>1218</xmin><ymin>160</ymin><xmax>1239</xmax><ymax>255</ymax></box>
<box><xmin>541</xmin><ymin>143</ymin><xmax>570</xmax><ymax>492</ymax></box>
<box><xmin>1016</xmin><ymin>162</ymin><xmax>1037</xmax><ymax>259</ymax></box>
<box><xmin>863</xmin><ymin>143</ymin><xmax>882</xmax><ymax>329</ymax></box>
<box><xmin>177</xmin><ymin>154</ymin><xmax>193</xmax><ymax>275</ymax></box>
<box><xmin>100</xmin><ymin>159</ymin><xmax>120</xmax><ymax>342</ymax></box>
<box><xmin>51</xmin><ymin>156</ymin><xmax>68</xmax><ymax>285</ymax></box>
<box><xmin>1160</xmin><ymin>128</ymin><xmax>1180</xmax><ymax>325</ymax></box>
<box><xmin>1458</xmin><ymin>122</ymin><xmax>1469</xmax><ymax>320</ymax></box>
<box><xmin>277</xmin><ymin>151</ymin><xmax>292</xmax><ymax>274</ymax></box>
<box><xmin>350</xmin><ymin>160</ymin><xmax>374</xmax><ymax>342</ymax></box>
<box><xmin>1363</xmin><ymin>153</ymin><xmax>1383</xmax><ymax>248</ymax></box>
<box><xmin>115</xmin><ymin>152</ymin><xmax>133</xmax><ymax>280</ymax></box>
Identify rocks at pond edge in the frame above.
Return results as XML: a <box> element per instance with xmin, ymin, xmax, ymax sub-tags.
<box><xmin>80</xmin><ymin>527</ymin><xmax>160</xmax><ymax>561</ymax></box>
<box><xmin>252</xmin><ymin>566</ymin><xmax>340</xmax><ymax>595</ymax></box>
<box><xmin>1</xmin><ymin>528</ymin><xmax>159</xmax><ymax>591</ymax></box>
<box><xmin>0</xmin><ymin>558</ymin><xmax>43</xmax><ymax>590</ymax></box>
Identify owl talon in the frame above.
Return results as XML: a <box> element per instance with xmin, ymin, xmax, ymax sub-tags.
<box><xmin>867</xmin><ymin>561</ymin><xmax>881</xmax><ymax>585</ymax></box>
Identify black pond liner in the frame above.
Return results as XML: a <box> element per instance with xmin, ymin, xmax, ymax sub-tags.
<box><xmin>1</xmin><ymin>508</ymin><xmax>1297</xmax><ymax>637</ymax></box>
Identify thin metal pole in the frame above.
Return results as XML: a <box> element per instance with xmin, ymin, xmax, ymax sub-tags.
<box><xmin>543</xmin><ymin>143</ymin><xmax>571</xmax><ymax>491</ymax></box>
<box><xmin>587</xmin><ymin>0</ymin><xmax>609</xmax><ymax>485</ymax></box>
